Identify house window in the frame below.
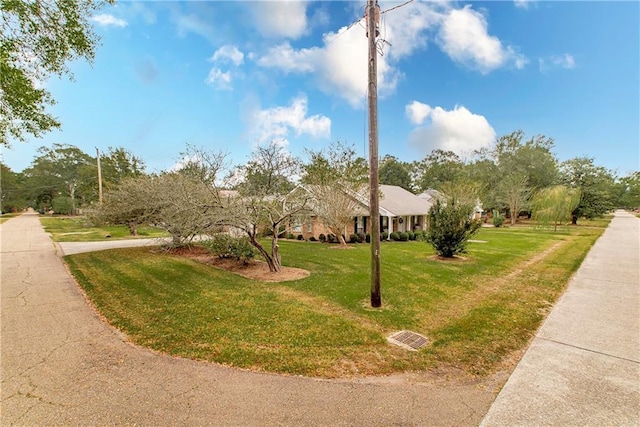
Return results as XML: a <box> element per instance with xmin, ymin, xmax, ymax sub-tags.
<box><xmin>306</xmin><ymin>221</ymin><xmax>312</xmax><ymax>233</ymax></box>
<box><xmin>357</xmin><ymin>216</ymin><xmax>364</xmax><ymax>233</ymax></box>
<box><xmin>293</xmin><ymin>220</ymin><xmax>302</xmax><ymax>232</ymax></box>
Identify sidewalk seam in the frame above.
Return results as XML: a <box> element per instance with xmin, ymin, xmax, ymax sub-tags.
<box><xmin>536</xmin><ymin>336</ymin><xmax>640</xmax><ymax>364</ymax></box>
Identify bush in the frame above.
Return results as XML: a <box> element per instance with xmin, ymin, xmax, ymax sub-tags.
<box><xmin>398</xmin><ymin>232</ymin><xmax>409</xmax><ymax>241</ymax></box>
<box><xmin>365</xmin><ymin>233</ymin><xmax>371</xmax><ymax>243</ymax></box>
<box><xmin>349</xmin><ymin>233</ymin><xmax>359</xmax><ymax>243</ymax></box>
<box><xmin>406</xmin><ymin>231</ymin><xmax>415</xmax><ymax>241</ymax></box>
<box><xmin>390</xmin><ymin>232</ymin><xmax>400</xmax><ymax>241</ymax></box>
<box><xmin>319</xmin><ymin>233</ymin><xmax>326</xmax><ymax>242</ymax></box>
<box><xmin>492</xmin><ymin>210</ymin><xmax>505</xmax><ymax>228</ymax></box>
<box><xmin>287</xmin><ymin>233</ymin><xmax>295</xmax><ymax>239</ymax></box>
<box><xmin>357</xmin><ymin>232</ymin><xmax>366</xmax><ymax>243</ymax></box>
<box><xmin>309</xmin><ymin>236</ymin><xmax>317</xmax><ymax>242</ymax></box>
<box><xmin>297</xmin><ymin>234</ymin><xmax>304</xmax><ymax>240</ymax></box>
<box><xmin>426</xmin><ymin>199</ymin><xmax>482</xmax><ymax>257</ymax></box>
<box><xmin>327</xmin><ymin>234</ymin><xmax>337</xmax><ymax>243</ymax></box>
<box><xmin>203</xmin><ymin>234</ymin><xmax>256</xmax><ymax>264</ymax></box>
<box><xmin>381</xmin><ymin>232</ymin><xmax>389</xmax><ymax>240</ymax></box>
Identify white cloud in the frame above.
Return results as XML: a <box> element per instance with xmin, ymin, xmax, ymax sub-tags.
<box><xmin>406</xmin><ymin>101</ymin><xmax>432</xmax><ymax>125</ymax></box>
<box><xmin>436</xmin><ymin>5</ymin><xmax>527</xmax><ymax>74</ymax></box>
<box><xmin>514</xmin><ymin>0</ymin><xmax>536</xmax><ymax>9</ymax></box>
<box><xmin>406</xmin><ymin>102</ymin><xmax>496</xmax><ymax>155</ymax></box>
<box><xmin>257</xmin><ymin>42</ymin><xmax>318</xmax><ymax>73</ymax></box>
<box><xmin>252</xmin><ymin>95</ymin><xmax>331</xmax><ymax>144</ymax></box>
<box><xmin>91</xmin><ymin>14</ymin><xmax>127</xmax><ymax>28</ymax></box>
<box><xmin>211</xmin><ymin>45</ymin><xmax>244</xmax><ymax>66</ymax></box>
<box><xmin>205</xmin><ymin>68</ymin><xmax>232</xmax><ymax>90</ymax></box>
<box><xmin>252</xmin><ymin>1</ymin><xmax>309</xmax><ymax>39</ymax></box>
<box><xmin>539</xmin><ymin>54</ymin><xmax>576</xmax><ymax>72</ymax></box>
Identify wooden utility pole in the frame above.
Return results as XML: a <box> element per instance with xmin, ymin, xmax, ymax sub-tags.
<box><xmin>367</xmin><ymin>0</ymin><xmax>381</xmax><ymax>307</ymax></box>
<box><xmin>96</xmin><ymin>147</ymin><xmax>103</xmax><ymax>204</ymax></box>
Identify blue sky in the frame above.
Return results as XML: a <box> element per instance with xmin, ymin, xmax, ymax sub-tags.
<box><xmin>2</xmin><ymin>0</ymin><xmax>639</xmax><ymax>176</ymax></box>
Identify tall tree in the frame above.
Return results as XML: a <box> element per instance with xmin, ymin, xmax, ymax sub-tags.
<box><xmin>412</xmin><ymin>149</ymin><xmax>464</xmax><ymax>193</ymax></box>
<box><xmin>0</xmin><ymin>162</ymin><xmax>26</xmax><ymax>212</ymax></box>
<box><xmin>614</xmin><ymin>171</ymin><xmax>640</xmax><ymax>209</ymax></box>
<box><xmin>496</xmin><ymin>173</ymin><xmax>532</xmax><ymax>225</ymax></box>
<box><xmin>379</xmin><ymin>155</ymin><xmax>412</xmax><ymax>192</ymax></box>
<box><xmin>491</xmin><ymin>130</ymin><xmax>559</xmax><ymax>190</ymax></box>
<box><xmin>561</xmin><ymin>157</ymin><xmax>616</xmax><ymax>224</ymax></box>
<box><xmin>302</xmin><ymin>142</ymin><xmax>369</xmax><ymax>246</ymax></box>
<box><xmin>24</xmin><ymin>143</ymin><xmax>94</xmax><ymax>214</ymax></box>
<box><xmin>100</xmin><ymin>147</ymin><xmax>146</xmax><ymax>188</ymax></box>
<box><xmin>1</xmin><ymin>0</ymin><xmax>112</xmax><ymax>145</ymax></box>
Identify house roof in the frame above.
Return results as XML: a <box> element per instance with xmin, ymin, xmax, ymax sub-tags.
<box><xmin>378</xmin><ymin>185</ymin><xmax>431</xmax><ymax>217</ymax></box>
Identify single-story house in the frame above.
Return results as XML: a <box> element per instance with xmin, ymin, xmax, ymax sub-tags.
<box><xmin>293</xmin><ymin>184</ymin><xmax>438</xmax><ymax>240</ymax></box>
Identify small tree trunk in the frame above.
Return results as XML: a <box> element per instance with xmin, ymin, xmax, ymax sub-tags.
<box><xmin>337</xmin><ymin>234</ymin><xmax>348</xmax><ymax>247</ymax></box>
<box><xmin>572</xmin><ymin>214</ymin><xmax>578</xmax><ymax>225</ymax></box>
<box><xmin>248</xmin><ymin>232</ymin><xmax>280</xmax><ymax>272</ymax></box>
<box><xmin>271</xmin><ymin>235</ymin><xmax>282</xmax><ymax>271</ymax></box>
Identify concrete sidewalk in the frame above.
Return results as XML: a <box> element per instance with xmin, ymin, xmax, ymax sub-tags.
<box><xmin>1</xmin><ymin>213</ymin><xmax>500</xmax><ymax>426</ymax></box>
<box><xmin>481</xmin><ymin>210</ymin><xmax>640</xmax><ymax>426</ymax></box>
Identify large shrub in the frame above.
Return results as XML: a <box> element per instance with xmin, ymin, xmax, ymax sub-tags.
<box><xmin>203</xmin><ymin>234</ymin><xmax>256</xmax><ymax>264</ymax></box>
<box><xmin>425</xmin><ymin>199</ymin><xmax>482</xmax><ymax>258</ymax></box>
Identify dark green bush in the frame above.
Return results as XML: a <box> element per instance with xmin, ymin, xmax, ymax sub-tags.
<box><xmin>426</xmin><ymin>199</ymin><xmax>482</xmax><ymax>257</ymax></box>
<box><xmin>327</xmin><ymin>234</ymin><xmax>337</xmax><ymax>243</ymax></box>
<box><xmin>309</xmin><ymin>236</ymin><xmax>317</xmax><ymax>242</ymax></box>
<box><xmin>357</xmin><ymin>232</ymin><xmax>366</xmax><ymax>243</ymax></box>
<box><xmin>287</xmin><ymin>233</ymin><xmax>295</xmax><ymax>239</ymax></box>
<box><xmin>390</xmin><ymin>232</ymin><xmax>400</xmax><ymax>241</ymax></box>
<box><xmin>365</xmin><ymin>233</ymin><xmax>371</xmax><ymax>243</ymax></box>
<box><xmin>296</xmin><ymin>234</ymin><xmax>304</xmax><ymax>240</ymax></box>
<box><xmin>398</xmin><ymin>232</ymin><xmax>409</xmax><ymax>241</ymax></box>
<box><xmin>381</xmin><ymin>232</ymin><xmax>389</xmax><ymax>240</ymax></box>
<box><xmin>203</xmin><ymin>234</ymin><xmax>256</xmax><ymax>264</ymax></box>
<box><xmin>492</xmin><ymin>210</ymin><xmax>505</xmax><ymax>228</ymax></box>
<box><xmin>319</xmin><ymin>233</ymin><xmax>326</xmax><ymax>242</ymax></box>
<box><xmin>406</xmin><ymin>231</ymin><xmax>415</xmax><ymax>241</ymax></box>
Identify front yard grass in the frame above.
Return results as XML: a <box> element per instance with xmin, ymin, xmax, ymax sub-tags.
<box><xmin>65</xmin><ymin>225</ymin><xmax>605</xmax><ymax>378</ymax></box>
<box><xmin>41</xmin><ymin>216</ymin><xmax>168</xmax><ymax>242</ymax></box>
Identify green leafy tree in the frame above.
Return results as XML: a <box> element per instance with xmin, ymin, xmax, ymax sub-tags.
<box><xmin>23</xmin><ymin>143</ymin><xmax>94</xmax><ymax>214</ymax></box>
<box><xmin>412</xmin><ymin>149</ymin><xmax>463</xmax><ymax>192</ymax></box>
<box><xmin>531</xmin><ymin>185</ymin><xmax>581</xmax><ymax>231</ymax></box>
<box><xmin>1</xmin><ymin>0</ymin><xmax>112</xmax><ymax>145</ymax></box>
<box><xmin>100</xmin><ymin>147</ymin><xmax>146</xmax><ymax>188</ymax></box>
<box><xmin>379</xmin><ymin>155</ymin><xmax>412</xmax><ymax>192</ymax></box>
<box><xmin>614</xmin><ymin>171</ymin><xmax>640</xmax><ymax>209</ymax></box>
<box><xmin>561</xmin><ymin>157</ymin><xmax>616</xmax><ymax>224</ymax></box>
<box><xmin>425</xmin><ymin>198</ymin><xmax>481</xmax><ymax>258</ymax></box>
<box><xmin>0</xmin><ymin>162</ymin><xmax>27</xmax><ymax>212</ymax></box>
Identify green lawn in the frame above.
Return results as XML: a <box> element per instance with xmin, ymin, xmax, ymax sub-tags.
<box><xmin>40</xmin><ymin>216</ymin><xmax>168</xmax><ymax>242</ymax></box>
<box><xmin>65</xmin><ymin>224</ymin><xmax>605</xmax><ymax>378</ymax></box>
<box><xmin>0</xmin><ymin>213</ymin><xmax>21</xmax><ymax>224</ymax></box>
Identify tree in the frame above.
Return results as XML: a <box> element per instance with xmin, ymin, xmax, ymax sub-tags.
<box><xmin>379</xmin><ymin>155</ymin><xmax>411</xmax><ymax>192</ymax></box>
<box><xmin>560</xmin><ymin>157</ymin><xmax>616</xmax><ymax>224</ymax></box>
<box><xmin>412</xmin><ymin>149</ymin><xmax>464</xmax><ymax>193</ymax></box>
<box><xmin>23</xmin><ymin>143</ymin><xmax>94</xmax><ymax>214</ymax></box>
<box><xmin>614</xmin><ymin>171</ymin><xmax>640</xmax><ymax>209</ymax></box>
<box><xmin>0</xmin><ymin>162</ymin><xmax>26</xmax><ymax>212</ymax></box>
<box><xmin>496</xmin><ymin>173</ymin><xmax>532</xmax><ymax>225</ymax></box>
<box><xmin>100</xmin><ymin>147</ymin><xmax>146</xmax><ymax>188</ymax></box>
<box><xmin>224</xmin><ymin>142</ymin><xmax>310</xmax><ymax>272</ymax></box>
<box><xmin>425</xmin><ymin>198</ymin><xmax>481</xmax><ymax>258</ymax></box>
<box><xmin>490</xmin><ymin>130</ymin><xmax>558</xmax><ymax>191</ymax></box>
<box><xmin>531</xmin><ymin>185</ymin><xmax>581</xmax><ymax>231</ymax></box>
<box><xmin>1</xmin><ymin>0</ymin><xmax>112</xmax><ymax>145</ymax></box>
<box><xmin>302</xmin><ymin>142</ymin><xmax>369</xmax><ymax>246</ymax></box>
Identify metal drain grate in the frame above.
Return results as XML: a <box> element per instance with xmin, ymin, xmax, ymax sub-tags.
<box><xmin>387</xmin><ymin>330</ymin><xmax>429</xmax><ymax>351</ymax></box>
